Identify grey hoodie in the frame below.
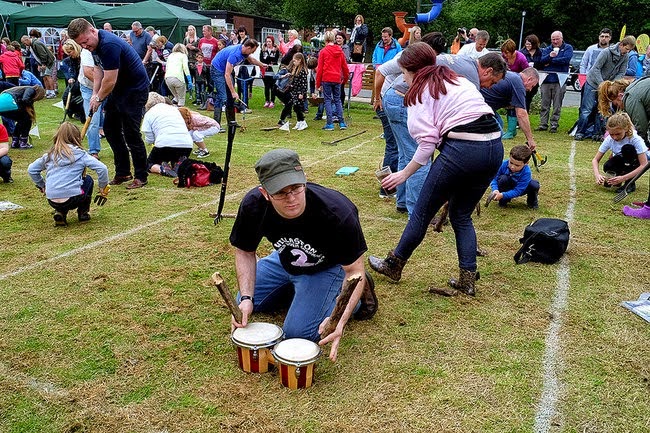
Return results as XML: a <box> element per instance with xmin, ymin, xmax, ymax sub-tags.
<box><xmin>28</xmin><ymin>145</ymin><xmax>108</xmax><ymax>200</ymax></box>
<box><xmin>586</xmin><ymin>43</ymin><xmax>629</xmax><ymax>88</ymax></box>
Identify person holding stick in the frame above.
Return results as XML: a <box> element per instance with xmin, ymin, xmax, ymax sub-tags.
<box><xmin>228</xmin><ymin>149</ymin><xmax>377</xmax><ymax>361</ymax></box>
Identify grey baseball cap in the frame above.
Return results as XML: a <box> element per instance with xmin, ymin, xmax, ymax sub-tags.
<box><xmin>255</xmin><ymin>149</ymin><xmax>306</xmax><ymax>194</ymax></box>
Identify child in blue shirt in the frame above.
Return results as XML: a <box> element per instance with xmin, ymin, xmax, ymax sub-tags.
<box><xmin>28</xmin><ymin>122</ymin><xmax>109</xmax><ymax>226</ymax></box>
<box><xmin>489</xmin><ymin>144</ymin><xmax>540</xmax><ymax>209</ymax></box>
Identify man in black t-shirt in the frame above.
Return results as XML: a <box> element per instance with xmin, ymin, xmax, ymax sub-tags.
<box><xmin>68</xmin><ymin>18</ymin><xmax>150</xmax><ymax>189</ymax></box>
<box><xmin>229</xmin><ymin>149</ymin><xmax>376</xmax><ymax>361</ymax></box>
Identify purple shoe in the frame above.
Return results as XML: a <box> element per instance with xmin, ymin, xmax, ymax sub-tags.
<box><xmin>622</xmin><ymin>204</ymin><xmax>650</xmax><ymax>219</ymax></box>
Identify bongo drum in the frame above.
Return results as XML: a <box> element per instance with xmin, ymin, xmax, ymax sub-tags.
<box><xmin>231</xmin><ymin>322</ymin><xmax>284</xmax><ymax>373</ymax></box>
<box><xmin>271</xmin><ymin>338</ymin><xmax>322</xmax><ymax>389</ymax></box>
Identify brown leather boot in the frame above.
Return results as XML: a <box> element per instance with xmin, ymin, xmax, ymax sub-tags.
<box><xmin>367</xmin><ymin>250</ymin><xmax>407</xmax><ymax>281</ymax></box>
<box><xmin>448</xmin><ymin>268</ymin><xmax>479</xmax><ymax>296</ymax></box>
<box><xmin>354</xmin><ymin>271</ymin><xmax>378</xmax><ymax>321</ymax></box>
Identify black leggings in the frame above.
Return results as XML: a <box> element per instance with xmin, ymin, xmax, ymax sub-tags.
<box><xmin>603</xmin><ymin>144</ymin><xmax>640</xmax><ymax>176</ymax></box>
<box><xmin>263</xmin><ymin>76</ymin><xmax>276</xmax><ymax>103</ymax></box>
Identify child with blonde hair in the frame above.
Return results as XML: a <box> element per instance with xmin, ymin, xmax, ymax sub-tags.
<box><xmin>591</xmin><ymin>112</ymin><xmax>649</xmax><ymax>193</ymax></box>
<box><xmin>178</xmin><ymin>106</ymin><xmax>220</xmax><ymax>158</ymax></box>
<box><xmin>28</xmin><ymin>122</ymin><xmax>109</xmax><ymax>226</ymax></box>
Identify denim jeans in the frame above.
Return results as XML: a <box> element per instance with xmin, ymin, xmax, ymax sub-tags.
<box><xmin>211</xmin><ymin>68</ymin><xmax>235</xmax><ymax>122</ymax></box>
<box><xmin>0</xmin><ymin>154</ymin><xmax>12</xmax><ymax>181</ymax></box>
<box><xmin>383</xmin><ymin>88</ymin><xmax>430</xmax><ymax>216</ymax></box>
<box><xmin>576</xmin><ymin>81</ymin><xmax>600</xmax><ymax>136</ymax></box>
<box><xmin>240</xmin><ymin>251</ymin><xmax>345</xmax><ymax>342</ymax></box>
<box><xmin>103</xmin><ymin>91</ymin><xmax>148</xmax><ymax>181</ymax></box>
<box><xmin>322</xmin><ymin>82</ymin><xmax>343</xmax><ymax>125</ymax></box>
<box><xmin>80</xmin><ymin>85</ymin><xmax>103</xmax><ymax>155</ymax></box>
<box><xmin>394</xmin><ymin>136</ymin><xmax>503</xmax><ymax>271</ymax></box>
<box><xmin>376</xmin><ymin>105</ymin><xmax>405</xmax><ymax>208</ymax></box>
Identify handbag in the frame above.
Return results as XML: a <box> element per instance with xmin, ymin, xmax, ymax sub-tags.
<box><xmin>514</xmin><ymin>218</ymin><xmax>570</xmax><ymax>264</ymax></box>
<box><xmin>274</xmin><ymin>68</ymin><xmax>293</xmax><ymax>94</ymax></box>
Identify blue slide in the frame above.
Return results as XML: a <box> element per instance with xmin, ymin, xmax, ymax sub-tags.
<box><xmin>414</xmin><ymin>0</ymin><xmax>444</xmax><ymax>24</ymax></box>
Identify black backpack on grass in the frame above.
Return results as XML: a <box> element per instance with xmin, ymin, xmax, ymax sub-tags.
<box><xmin>514</xmin><ymin>218</ymin><xmax>570</xmax><ymax>264</ymax></box>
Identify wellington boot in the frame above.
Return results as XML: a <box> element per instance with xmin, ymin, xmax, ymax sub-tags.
<box><xmin>447</xmin><ymin>268</ymin><xmax>480</xmax><ymax>296</ymax></box>
<box><xmin>502</xmin><ymin>115</ymin><xmax>518</xmax><ymax>139</ymax></box>
<box><xmin>367</xmin><ymin>250</ymin><xmax>407</xmax><ymax>282</ymax></box>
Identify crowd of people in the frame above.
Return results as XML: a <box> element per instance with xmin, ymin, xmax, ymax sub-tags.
<box><xmin>3</xmin><ymin>17</ymin><xmax>650</xmax><ymax>362</ymax></box>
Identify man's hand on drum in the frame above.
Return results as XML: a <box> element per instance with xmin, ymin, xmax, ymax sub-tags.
<box><xmin>232</xmin><ymin>298</ymin><xmax>253</xmax><ymax>329</ymax></box>
<box><xmin>318</xmin><ymin>318</ymin><xmax>343</xmax><ymax>362</ymax></box>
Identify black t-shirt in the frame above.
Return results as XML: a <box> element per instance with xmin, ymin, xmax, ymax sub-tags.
<box><xmin>93</xmin><ymin>29</ymin><xmax>149</xmax><ymax>98</ymax></box>
<box><xmin>230</xmin><ymin>183</ymin><xmax>367</xmax><ymax>275</ymax></box>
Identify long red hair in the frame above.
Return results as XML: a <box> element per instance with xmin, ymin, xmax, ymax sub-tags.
<box><xmin>398</xmin><ymin>42</ymin><xmax>459</xmax><ymax>106</ymax></box>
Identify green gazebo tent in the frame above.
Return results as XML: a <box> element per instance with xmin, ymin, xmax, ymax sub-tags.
<box><xmin>10</xmin><ymin>0</ymin><xmax>112</xmax><ymax>40</ymax></box>
<box><xmin>92</xmin><ymin>0</ymin><xmax>209</xmax><ymax>43</ymax></box>
<box><xmin>0</xmin><ymin>0</ymin><xmax>28</xmax><ymax>39</ymax></box>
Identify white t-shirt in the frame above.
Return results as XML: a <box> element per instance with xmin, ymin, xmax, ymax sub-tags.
<box><xmin>78</xmin><ymin>49</ymin><xmax>94</xmax><ymax>89</ymax></box>
<box><xmin>598</xmin><ymin>130</ymin><xmax>650</xmax><ymax>158</ymax></box>
<box><xmin>141</xmin><ymin>103</ymin><xmax>193</xmax><ymax>149</ymax></box>
<box><xmin>457</xmin><ymin>42</ymin><xmax>488</xmax><ymax>60</ymax></box>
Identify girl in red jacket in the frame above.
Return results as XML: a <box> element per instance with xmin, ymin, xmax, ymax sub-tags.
<box><xmin>316</xmin><ymin>30</ymin><xmax>349</xmax><ymax>130</ymax></box>
<box><xmin>0</xmin><ymin>45</ymin><xmax>25</xmax><ymax>85</ymax></box>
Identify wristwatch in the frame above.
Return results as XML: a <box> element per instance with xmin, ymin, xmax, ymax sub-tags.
<box><xmin>94</xmin><ymin>95</ymin><xmax>104</xmax><ymax>103</ymax></box>
<box><xmin>240</xmin><ymin>295</ymin><xmax>254</xmax><ymax>303</ymax></box>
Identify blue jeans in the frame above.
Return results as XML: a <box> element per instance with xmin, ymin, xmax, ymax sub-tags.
<box><xmin>322</xmin><ymin>82</ymin><xmax>343</xmax><ymax>125</ymax></box>
<box><xmin>80</xmin><ymin>85</ymin><xmax>103</xmax><ymax>155</ymax></box>
<box><xmin>376</xmin><ymin>106</ymin><xmax>405</xmax><ymax>208</ymax></box>
<box><xmin>211</xmin><ymin>68</ymin><xmax>234</xmax><ymax>121</ymax></box>
<box><xmin>0</xmin><ymin>154</ymin><xmax>12</xmax><ymax>181</ymax></box>
<box><xmin>240</xmin><ymin>251</ymin><xmax>345</xmax><ymax>342</ymax></box>
<box><xmin>383</xmin><ymin>88</ymin><xmax>429</xmax><ymax>216</ymax></box>
<box><xmin>394</xmin><ymin>137</ymin><xmax>503</xmax><ymax>271</ymax></box>
<box><xmin>576</xmin><ymin>81</ymin><xmax>600</xmax><ymax>136</ymax></box>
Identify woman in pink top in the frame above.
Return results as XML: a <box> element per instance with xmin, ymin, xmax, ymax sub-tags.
<box><xmin>501</xmin><ymin>39</ymin><xmax>529</xmax><ymax>138</ymax></box>
<box><xmin>278</xmin><ymin>29</ymin><xmax>302</xmax><ymax>55</ymax></box>
<box><xmin>368</xmin><ymin>42</ymin><xmax>504</xmax><ymax>297</ymax></box>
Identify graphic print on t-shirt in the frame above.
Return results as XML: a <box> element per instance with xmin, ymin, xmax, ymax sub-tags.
<box><xmin>274</xmin><ymin>237</ymin><xmax>325</xmax><ymax>268</ymax></box>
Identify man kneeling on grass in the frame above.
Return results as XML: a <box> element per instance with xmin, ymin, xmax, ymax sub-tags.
<box><xmin>228</xmin><ymin>149</ymin><xmax>377</xmax><ymax>361</ymax></box>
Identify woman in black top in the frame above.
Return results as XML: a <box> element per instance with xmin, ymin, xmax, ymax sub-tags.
<box><xmin>261</xmin><ymin>35</ymin><xmax>280</xmax><ymax>108</ymax></box>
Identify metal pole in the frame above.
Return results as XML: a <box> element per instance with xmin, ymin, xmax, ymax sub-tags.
<box><xmin>518</xmin><ymin>11</ymin><xmax>527</xmax><ymax>50</ymax></box>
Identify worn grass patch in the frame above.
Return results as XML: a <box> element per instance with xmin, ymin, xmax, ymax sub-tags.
<box><xmin>1</xmin><ymin>83</ymin><xmax>649</xmax><ymax>432</ymax></box>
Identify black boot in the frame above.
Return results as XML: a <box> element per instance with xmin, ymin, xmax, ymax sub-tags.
<box><xmin>354</xmin><ymin>271</ymin><xmax>378</xmax><ymax>321</ymax></box>
<box><xmin>448</xmin><ymin>268</ymin><xmax>479</xmax><ymax>296</ymax></box>
<box><xmin>19</xmin><ymin>136</ymin><xmax>33</xmax><ymax>149</ymax></box>
<box><xmin>367</xmin><ymin>250</ymin><xmax>407</xmax><ymax>281</ymax></box>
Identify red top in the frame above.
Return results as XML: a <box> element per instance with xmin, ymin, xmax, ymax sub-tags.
<box><xmin>198</xmin><ymin>37</ymin><xmax>219</xmax><ymax>63</ymax></box>
<box><xmin>0</xmin><ymin>50</ymin><xmax>25</xmax><ymax>77</ymax></box>
<box><xmin>0</xmin><ymin>124</ymin><xmax>9</xmax><ymax>143</ymax></box>
<box><xmin>315</xmin><ymin>44</ymin><xmax>348</xmax><ymax>88</ymax></box>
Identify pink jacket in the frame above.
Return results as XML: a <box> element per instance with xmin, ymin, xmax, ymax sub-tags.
<box><xmin>190</xmin><ymin>111</ymin><xmax>219</xmax><ymax>131</ymax></box>
<box><xmin>407</xmin><ymin>76</ymin><xmax>494</xmax><ymax>165</ymax></box>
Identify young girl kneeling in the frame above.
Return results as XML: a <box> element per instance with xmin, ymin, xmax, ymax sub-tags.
<box><xmin>28</xmin><ymin>122</ymin><xmax>109</xmax><ymax>226</ymax></box>
<box><xmin>591</xmin><ymin>112</ymin><xmax>649</xmax><ymax>193</ymax></box>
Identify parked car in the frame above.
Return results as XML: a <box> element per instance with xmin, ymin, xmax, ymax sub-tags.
<box><xmin>567</xmin><ymin>50</ymin><xmax>585</xmax><ymax>91</ymax></box>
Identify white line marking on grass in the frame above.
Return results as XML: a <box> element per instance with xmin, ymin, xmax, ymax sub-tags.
<box><xmin>0</xmin><ymin>361</ymin><xmax>69</xmax><ymax>398</ymax></box>
<box><xmin>534</xmin><ymin>140</ymin><xmax>577</xmax><ymax>432</ymax></box>
<box><xmin>1</xmin><ymin>137</ymin><xmax>377</xmax><ymax>282</ymax></box>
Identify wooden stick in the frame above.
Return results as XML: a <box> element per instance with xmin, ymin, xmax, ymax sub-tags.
<box><xmin>80</xmin><ymin>113</ymin><xmax>93</xmax><ymax>139</ymax></box>
<box><xmin>319</xmin><ymin>275</ymin><xmax>362</xmax><ymax>339</ymax></box>
<box><xmin>211</xmin><ymin>271</ymin><xmax>243</xmax><ymax>324</ymax></box>
<box><xmin>321</xmin><ymin>130</ymin><xmax>366</xmax><ymax>146</ymax></box>
<box><xmin>208</xmin><ymin>212</ymin><xmax>236</xmax><ymax>219</ymax></box>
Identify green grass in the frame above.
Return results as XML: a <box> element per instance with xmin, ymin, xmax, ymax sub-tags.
<box><xmin>1</xmin><ymin>82</ymin><xmax>649</xmax><ymax>432</ymax></box>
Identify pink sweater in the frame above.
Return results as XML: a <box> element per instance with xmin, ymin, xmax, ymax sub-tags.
<box><xmin>407</xmin><ymin>76</ymin><xmax>494</xmax><ymax>165</ymax></box>
<box><xmin>190</xmin><ymin>111</ymin><xmax>219</xmax><ymax>131</ymax></box>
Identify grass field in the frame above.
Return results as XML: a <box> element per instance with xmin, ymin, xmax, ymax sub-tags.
<box><xmin>1</xmin><ymin>84</ymin><xmax>649</xmax><ymax>433</ymax></box>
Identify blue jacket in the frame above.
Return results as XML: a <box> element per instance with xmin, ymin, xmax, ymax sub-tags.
<box><xmin>372</xmin><ymin>38</ymin><xmax>402</xmax><ymax>66</ymax></box>
<box><xmin>490</xmin><ymin>160</ymin><xmax>533</xmax><ymax>201</ymax></box>
<box><xmin>539</xmin><ymin>42</ymin><xmax>573</xmax><ymax>83</ymax></box>
<box><xmin>28</xmin><ymin>145</ymin><xmax>109</xmax><ymax>200</ymax></box>
<box><xmin>19</xmin><ymin>70</ymin><xmax>42</xmax><ymax>87</ymax></box>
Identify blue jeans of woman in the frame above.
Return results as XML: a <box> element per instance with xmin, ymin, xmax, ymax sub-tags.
<box><xmin>322</xmin><ymin>82</ymin><xmax>343</xmax><ymax>125</ymax></box>
<box><xmin>394</xmin><ymin>137</ymin><xmax>503</xmax><ymax>271</ymax></box>
<box><xmin>80</xmin><ymin>84</ymin><xmax>103</xmax><ymax>155</ymax></box>
<box><xmin>240</xmin><ymin>251</ymin><xmax>345</xmax><ymax>342</ymax></box>
<box><xmin>383</xmin><ymin>88</ymin><xmax>430</xmax><ymax>216</ymax></box>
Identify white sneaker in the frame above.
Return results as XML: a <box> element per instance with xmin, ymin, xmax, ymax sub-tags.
<box><xmin>292</xmin><ymin>121</ymin><xmax>301</xmax><ymax>130</ymax></box>
<box><xmin>296</xmin><ymin>121</ymin><xmax>308</xmax><ymax>131</ymax></box>
<box><xmin>279</xmin><ymin>122</ymin><xmax>290</xmax><ymax>131</ymax></box>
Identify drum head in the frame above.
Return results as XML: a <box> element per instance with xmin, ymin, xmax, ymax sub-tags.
<box><xmin>272</xmin><ymin>338</ymin><xmax>321</xmax><ymax>365</ymax></box>
<box><xmin>231</xmin><ymin>322</ymin><xmax>284</xmax><ymax>349</ymax></box>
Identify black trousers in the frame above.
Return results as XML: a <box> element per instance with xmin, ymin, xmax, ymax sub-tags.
<box><xmin>603</xmin><ymin>144</ymin><xmax>640</xmax><ymax>176</ymax></box>
<box><xmin>47</xmin><ymin>176</ymin><xmax>93</xmax><ymax>216</ymax></box>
